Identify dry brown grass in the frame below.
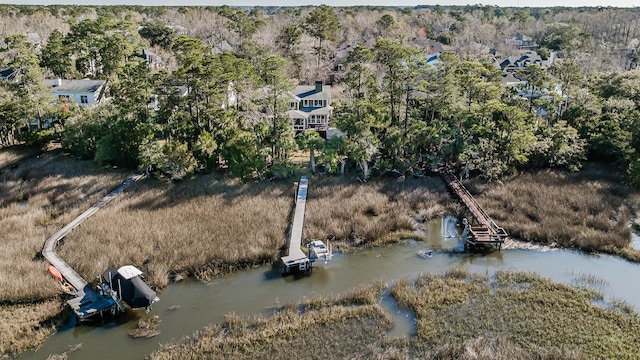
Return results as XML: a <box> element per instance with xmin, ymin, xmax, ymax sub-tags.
<box><xmin>0</xmin><ymin>145</ymin><xmax>41</xmax><ymax>170</ymax></box>
<box><xmin>59</xmin><ymin>176</ymin><xmax>293</xmax><ymax>284</ymax></box>
<box><xmin>0</xmin><ymin>300</ymin><xmax>62</xmax><ymax>357</ymax></box>
<box><xmin>0</xmin><ymin>150</ymin><xmax>129</xmax><ymax>302</ymax></box>
<box><xmin>466</xmin><ymin>164</ymin><xmax>640</xmax><ymax>255</ymax></box>
<box><xmin>305</xmin><ymin>175</ymin><xmax>449</xmax><ymax>249</ymax></box>
<box><xmin>58</xmin><ymin>174</ymin><xmax>449</xmax><ymax>287</ymax></box>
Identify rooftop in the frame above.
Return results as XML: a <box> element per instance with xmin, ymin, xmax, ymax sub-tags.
<box><xmin>43</xmin><ymin>79</ymin><xmax>106</xmax><ymax>93</ymax></box>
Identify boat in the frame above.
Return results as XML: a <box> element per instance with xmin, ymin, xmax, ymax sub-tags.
<box><xmin>102</xmin><ymin>265</ymin><xmax>159</xmax><ymax>311</ymax></box>
<box><xmin>417</xmin><ymin>249</ymin><xmax>433</xmax><ymax>258</ymax></box>
<box><xmin>308</xmin><ymin>240</ymin><xmax>332</xmax><ymax>262</ymax></box>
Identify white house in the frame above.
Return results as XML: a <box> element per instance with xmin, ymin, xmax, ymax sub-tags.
<box><xmin>287</xmin><ymin>81</ymin><xmax>333</xmax><ymax>137</ymax></box>
<box><xmin>43</xmin><ymin>78</ymin><xmax>107</xmax><ymax>108</ymax></box>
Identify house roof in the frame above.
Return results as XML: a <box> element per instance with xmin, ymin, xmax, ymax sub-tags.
<box><xmin>503</xmin><ymin>73</ymin><xmax>524</xmax><ymax>86</ymax></box>
<box><xmin>309</xmin><ymin>106</ymin><xmax>334</xmax><ymax>116</ymax></box>
<box><xmin>287</xmin><ymin>110</ymin><xmax>309</xmax><ymax>119</ymax></box>
<box><xmin>43</xmin><ymin>79</ymin><xmax>106</xmax><ymax>94</ymax></box>
<box><xmin>0</xmin><ymin>67</ymin><xmax>18</xmax><ymax>81</ymax></box>
<box><xmin>295</xmin><ymin>84</ymin><xmax>331</xmax><ymax>101</ymax></box>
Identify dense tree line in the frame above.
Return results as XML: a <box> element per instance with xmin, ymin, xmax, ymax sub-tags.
<box><xmin>0</xmin><ymin>5</ymin><xmax>639</xmax><ymax>185</ymax></box>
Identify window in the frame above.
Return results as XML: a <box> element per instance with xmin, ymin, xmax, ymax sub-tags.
<box><xmin>58</xmin><ymin>95</ymin><xmax>70</xmax><ymax>100</ymax></box>
<box><xmin>81</xmin><ymin>95</ymin><xmax>88</xmax><ymax>104</ymax></box>
<box><xmin>314</xmin><ymin>100</ymin><xmax>322</xmax><ymax>107</ymax></box>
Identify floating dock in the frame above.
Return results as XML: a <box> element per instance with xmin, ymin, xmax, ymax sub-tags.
<box><xmin>442</xmin><ymin>173</ymin><xmax>508</xmax><ymax>250</ymax></box>
<box><xmin>42</xmin><ymin>174</ymin><xmax>145</xmax><ymax>320</ymax></box>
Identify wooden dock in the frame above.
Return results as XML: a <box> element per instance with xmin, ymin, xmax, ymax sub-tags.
<box><xmin>42</xmin><ymin>174</ymin><xmax>145</xmax><ymax>320</ymax></box>
<box><xmin>280</xmin><ymin>176</ymin><xmax>311</xmax><ymax>274</ymax></box>
<box><xmin>442</xmin><ymin>173</ymin><xmax>507</xmax><ymax>250</ymax></box>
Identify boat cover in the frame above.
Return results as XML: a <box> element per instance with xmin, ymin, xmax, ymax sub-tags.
<box><xmin>103</xmin><ymin>266</ymin><xmax>158</xmax><ymax>309</ymax></box>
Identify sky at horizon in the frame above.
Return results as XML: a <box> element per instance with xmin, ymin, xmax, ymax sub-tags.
<box><xmin>0</xmin><ymin>0</ymin><xmax>638</xmax><ymax>8</ymax></box>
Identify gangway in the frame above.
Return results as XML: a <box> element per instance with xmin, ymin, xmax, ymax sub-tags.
<box><xmin>442</xmin><ymin>173</ymin><xmax>508</xmax><ymax>250</ymax></box>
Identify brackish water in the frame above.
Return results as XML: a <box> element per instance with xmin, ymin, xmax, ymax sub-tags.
<box><xmin>22</xmin><ymin>217</ymin><xmax>640</xmax><ymax>360</ymax></box>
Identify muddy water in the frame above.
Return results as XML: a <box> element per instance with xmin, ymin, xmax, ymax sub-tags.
<box><xmin>23</xmin><ymin>217</ymin><xmax>640</xmax><ymax>360</ymax></box>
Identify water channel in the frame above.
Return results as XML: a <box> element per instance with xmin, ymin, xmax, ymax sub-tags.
<box><xmin>23</xmin><ymin>217</ymin><xmax>640</xmax><ymax>360</ymax></box>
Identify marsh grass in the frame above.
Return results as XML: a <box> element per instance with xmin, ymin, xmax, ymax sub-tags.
<box><xmin>0</xmin><ymin>300</ymin><xmax>62</xmax><ymax>357</ymax></box>
<box><xmin>392</xmin><ymin>270</ymin><xmax>640</xmax><ymax>359</ymax></box>
<box><xmin>0</xmin><ymin>150</ymin><xmax>129</xmax><ymax>302</ymax></box>
<box><xmin>150</xmin><ymin>284</ymin><xmax>399</xmax><ymax>360</ymax></box>
<box><xmin>304</xmin><ymin>175</ymin><xmax>449</xmax><ymax>248</ymax></box>
<box><xmin>0</xmin><ymin>151</ymin><xmax>448</xmax><ymax>358</ymax></box>
<box><xmin>150</xmin><ymin>270</ymin><xmax>630</xmax><ymax>359</ymax></box>
<box><xmin>0</xmin><ymin>145</ymin><xmax>41</xmax><ymax>170</ymax></box>
<box><xmin>467</xmin><ymin>164</ymin><xmax>640</xmax><ymax>257</ymax></box>
<box><xmin>60</xmin><ymin>174</ymin><xmax>449</xmax><ymax>286</ymax></box>
<box><xmin>129</xmin><ymin>316</ymin><xmax>161</xmax><ymax>339</ymax></box>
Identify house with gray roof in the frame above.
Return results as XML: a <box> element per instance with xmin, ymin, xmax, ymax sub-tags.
<box><xmin>288</xmin><ymin>81</ymin><xmax>333</xmax><ymax>137</ymax></box>
<box><xmin>30</xmin><ymin>78</ymin><xmax>107</xmax><ymax>129</ymax></box>
<box><xmin>43</xmin><ymin>78</ymin><xmax>107</xmax><ymax>108</ymax></box>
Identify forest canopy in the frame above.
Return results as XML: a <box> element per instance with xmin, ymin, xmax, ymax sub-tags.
<box><xmin>0</xmin><ymin>4</ymin><xmax>639</xmax><ymax>184</ymax></box>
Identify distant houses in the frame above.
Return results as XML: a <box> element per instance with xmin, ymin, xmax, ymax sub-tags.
<box><xmin>495</xmin><ymin>52</ymin><xmax>557</xmax><ymax>86</ymax></box>
<box><xmin>505</xmin><ymin>33</ymin><xmax>537</xmax><ymax>50</ymax></box>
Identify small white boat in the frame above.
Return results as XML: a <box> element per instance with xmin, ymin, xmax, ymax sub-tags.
<box><xmin>309</xmin><ymin>240</ymin><xmax>332</xmax><ymax>262</ymax></box>
<box><xmin>417</xmin><ymin>250</ymin><xmax>433</xmax><ymax>258</ymax></box>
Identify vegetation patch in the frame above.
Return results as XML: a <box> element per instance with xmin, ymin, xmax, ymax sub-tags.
<box><xmin>129</xmin><ymin>316</ymin><xmax>161</xmax><ymax>339</ymax></box>
<box><xmin>0</xmin><ymin>300</ymin><xmax>62</xmax><ymax>358</ymax></box>
<box><xmin>60</xmin><ymin>172</ymin><xmax>449</xmax><ymax>287</ymax></box>
<box><xmin>468</xmin><ymin>164</ymin><xmax>640</xmax><ymax>258</ymax></box>
<box><xmin>392</xmin><ymin>269</ymin><xmax>640</xmax><ymax>359</ymax></box>
<box><xmin>0</xmin><ymin>150</ymin><xmax>130</xmax><ymax>356</ymax></box>
<box><xmin>149</xmin><ymin>284</ymin><xmax>400</xmax><ymax>360</ymax></box>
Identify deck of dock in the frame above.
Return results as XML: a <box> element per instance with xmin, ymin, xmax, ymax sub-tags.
<box><xmin>442</xmin><ymin>173</ymin><xmax>507</xmax><ymax>249</ymax></box>
<box><xmin>280</xmin><ymin>176</ymin><xmax>311</xmax><ymax>274</ymax></box>
<box><xmin>42</xmin><ymin>174</ymin><xmax>144</xmax><ymax>320</ymax></box>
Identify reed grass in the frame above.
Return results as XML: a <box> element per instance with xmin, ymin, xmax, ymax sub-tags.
<box><xmin>466</xmin><ymin>164</ymin><xmax>640</xmax><ymax>256</ymax></box>
<box><xmin>0</xmin><ymin>150</ymin><xmax>129</xmax><ymax>302</ymax></box>
<box><xmin>304</xmin><ymin>175</ymin><xmax>449</xmax><ymax>248</ymax></box>
<box><xmin>0</xmin><ymin>145</ymin><xmax>41</xmax><ymax>170</ymax></box>
<box><xmin>392</xmin><ymin>270</ymin><xmax>640</xmax><ymax>359</ymax></box>
<box><xmin>0</xmin><ymin>300</ymin><xmax>62</xmax><ymax>357</ymax></box>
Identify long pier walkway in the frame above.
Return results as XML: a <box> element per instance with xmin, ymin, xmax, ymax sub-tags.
<box><xmin>280</xmin><ymin>176</ymin><xmax>311</xmax><ymax>274</ymax></box>
<box><xmin>442</xmin><ymin>173</ymin><xmax>507</xmax><ymax>249</ymax></box>
<box><xmin>42</xmin><ymin>173</ymin><xmax>145</xmax><ymax>319</ymax></box>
